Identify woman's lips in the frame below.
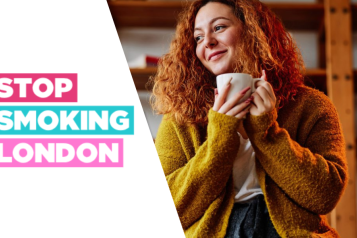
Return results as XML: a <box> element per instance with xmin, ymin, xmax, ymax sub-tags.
<box><xmin>208</xmin><ymin>50</ymin><xmax>227</xmax><ymax>61</ymax></box>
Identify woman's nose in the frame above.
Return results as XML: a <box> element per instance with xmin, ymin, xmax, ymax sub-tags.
<box><xmin>204</xmin><ymin>34</ymin><xmax>217</xmax><ymax>48</ymax></box>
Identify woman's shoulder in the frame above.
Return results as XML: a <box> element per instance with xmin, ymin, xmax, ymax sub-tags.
<box><xmin>155</xmin><ymin>115</ymin><xmax>184</xmax><ymax>155</ymax></box>
<box><xmin>296</xmin><ymin>85</ymin><xmax>330</xmax><ymax>102</ymax></box>
<box><xmin>159</xmin><ymin>114</ymin><xmax>191</xmax><ymax>130</ymax></box>
<box><xmin>157</xmin><ymin>114</ymin><xmax>200</xmax><ymax>140</ymax></box>
<box><xmin>156</xmin><ymin>114</ymin><xmax>207</xmax><ymax>157</ymax></box>
<box><xmin>157</xmin><ymin>114</ymin><xmax>180</xmax><ymax>137</ymax></box>
<box><xmin>290</xmin><ymin>85</ymin><xmax>337</xmax><ymax>116</ymax></box>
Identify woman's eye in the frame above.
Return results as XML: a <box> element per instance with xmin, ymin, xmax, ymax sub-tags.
<box><xmin>214</xmin><ymin>25</ymin><xmax>225</xmax><ymax>31</ymax></box>
<box><xmin>195</xmin><ymin>36</ymin><xmax>203</xmax><ymax>42</ymax></box>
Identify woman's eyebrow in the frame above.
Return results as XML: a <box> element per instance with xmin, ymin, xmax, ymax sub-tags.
<box><xmin>194</xmin><ymin>17</ymin><xmax>232</xmax><ymax>32</ymax></box>
<box><xmin>211</xmin><ymin>16</ymin><xmax>231</xmax><ymax>24</ymax></box>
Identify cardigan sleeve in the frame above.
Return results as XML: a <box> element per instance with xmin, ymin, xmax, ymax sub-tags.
<box><xmin>243</xmin><ymin>101</ymin><xmax>348</xmax><ymax>215</ymax></box>
<box><xmin>155</xmin><ymin>109</ymin><xmax>240</xmax><ymax>229</ymax></box>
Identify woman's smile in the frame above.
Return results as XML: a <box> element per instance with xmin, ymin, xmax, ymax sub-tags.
<box><xmin>208</xmin><ymin>50</ymin><xmax>227</xmax><ymax>61</ymax></box>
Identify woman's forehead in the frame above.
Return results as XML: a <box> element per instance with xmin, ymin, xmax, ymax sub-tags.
<box><xmin>195</xmin><ymin>2</ymin><xmax>236</xmax><ymax>27</ymax></box>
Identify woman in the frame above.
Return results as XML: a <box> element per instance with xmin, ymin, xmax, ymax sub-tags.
<box><xmin>150</xmin><ymin>0</ymin><xmax>348</xmax><ymax>237</ymax></box>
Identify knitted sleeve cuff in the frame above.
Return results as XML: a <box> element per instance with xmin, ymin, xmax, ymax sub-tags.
<box><xmin>208</xmin><ymin>109</ymin><xmax>241</xmax><ymax>135</ymax></box>
<box><xmin>244</xmin><ymin>108</ymin><xmax>278</xmax><ymax>133</ymax></box>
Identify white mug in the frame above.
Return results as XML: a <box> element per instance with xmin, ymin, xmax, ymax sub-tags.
<box><xmin>216</xmin><ymin>73</ymin><xmax>263</xmax><ymax>103</ymax></box>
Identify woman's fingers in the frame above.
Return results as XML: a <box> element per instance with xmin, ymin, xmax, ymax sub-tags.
<box><xmin>256</xmin><ymin>71</ymin><xmax>276</xmax><ymax>101</ymax></box>
<box><xmin>251</xmin><ymin>92</ymin><xmax>264</xmax><ymax>109</ymax></box>
<box><xmin>262</xmin><ymin>69</ymin><xmax>267</xmax><ymax>80</ymax></box>
<box><xmin>213</xmin><ymin>71</ymin><xmax>276</xmax><ymax>118</ymax></box>
<box><xmin>213</xmin><ymin>79</ymin><xmax>232</xmax><ymax>111</ymax></box>
<box><xmin>235</xmin><ymin>105</ymin><xmax>251</xmax><ymax>119</ymax></box>
<box><xmin>256</xmin><ymin>81</ymin><xmax>275</xmax><ymax>101</ymax></box>
<box><xmin>250</xmin><ymin>90</ymin><xmax>276</xmax><ymax>116</ymax></box>
<box><xmin>218</xmin><ymin>86</ymin><xmax>251</xmax><ymax>114</ymax></box>
<box><xmin>226</xmin><ymin>96</ymin><xmax>253</xmax><ymax>116</ymax></box>
<box><xmin>255</xmin><ymin>86</ymin><xmax>272</xmax><ymax>105</ymax></box>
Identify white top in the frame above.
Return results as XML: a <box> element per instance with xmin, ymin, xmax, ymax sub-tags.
<box><xmin>233</xmin><ymin>133</ymin><xmax>263</xmax><ymax>203</ymax></box>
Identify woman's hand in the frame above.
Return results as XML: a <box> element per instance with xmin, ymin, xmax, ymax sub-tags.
<box><xmin>212</xmin><ymin>79</ymin><xmax>253</xmax><ymax>119</ymax></box>
<box><xmin>250</xmin><ymin>70</ymin><xmax>276</xmax><ymax>116</ymax></box>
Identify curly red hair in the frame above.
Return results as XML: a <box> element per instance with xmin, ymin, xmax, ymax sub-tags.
<box><xmin>149</xmin><ymin>0</ymin><xmax>305</xmax><ymax>125</ymax></box>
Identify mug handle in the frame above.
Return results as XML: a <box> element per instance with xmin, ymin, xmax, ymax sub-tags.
<box><xmin>252</xmin><ymin>78</ymin><xmax>264</xmax><ymax>92</ymax></box>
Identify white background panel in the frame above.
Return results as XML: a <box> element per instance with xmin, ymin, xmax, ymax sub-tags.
<box><xmin>0</xmin><ymin>0</ymin><xmax>184</xmax><ymax>237</ymax></box>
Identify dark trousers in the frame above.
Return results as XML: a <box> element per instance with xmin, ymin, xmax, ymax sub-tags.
<box><xmin>225</xmin><ymin>195</ymin><xmax>280</xmax><ymax>238</ymax></box>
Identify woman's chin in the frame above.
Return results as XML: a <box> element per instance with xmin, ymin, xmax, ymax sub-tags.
<box><xmin>210</xmin><ymin>66</ymin><xmax>234</xmax><ymax>76</ymax></box>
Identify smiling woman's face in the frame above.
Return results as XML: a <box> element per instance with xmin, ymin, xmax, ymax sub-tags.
<box><xmin>194</xmin><ymin>2</ymin><xmax>243</xmax><ymax>76</ymax></box>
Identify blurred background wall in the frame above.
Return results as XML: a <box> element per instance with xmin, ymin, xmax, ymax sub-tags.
<box><xmin>117</xmin><ymin>0</ymin><xmax>357</xmax><ymax>138</ymax></box>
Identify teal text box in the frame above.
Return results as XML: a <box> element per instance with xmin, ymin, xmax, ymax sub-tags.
<box><xmin>0</xmin><ymin>106</ymin><xmax>134</xmax><ymax>135</ymax></box>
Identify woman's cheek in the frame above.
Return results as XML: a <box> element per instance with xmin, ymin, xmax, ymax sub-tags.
<box><xmin>196</xmin><ymin>46</ymin><xmax>204</xmax><ymax>64</ymax></box>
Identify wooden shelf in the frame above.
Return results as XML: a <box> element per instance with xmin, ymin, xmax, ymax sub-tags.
<box><xmin>268</xmin><ymin>3</ymin><xmax>324</xmax><ymax>31</ymax></box>
<box><xmin>130</xmin><ymin>67</ymin><xmax>345</xmax><ymax>93</ymax></box>
<box><xmin>108</xmin><ymin>1</ymin><xmax>326</xmax><ymax>30</ymax></box>
<box><xmin>109</xmin><ymin>1</ymin><xmax>184</xmax><ymax>28</ymax></box>
<box><xmin>108</xmin><ymin>1</ymin><xmax>357</xmax><ymax>31</ymax></box>
<box><xmin>130</xmin><ymin>67</ymin><xmax>156</xmax><ymax>90</ymax></box>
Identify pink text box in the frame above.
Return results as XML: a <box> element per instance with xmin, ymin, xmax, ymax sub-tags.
<box><xmin>0</xmin><ymin>138</ymin><xmax>123</xmax><ymax>167</ymax></box>
<box><xmin>0</xmin><ymin>73</ymin><xmax>77</xmax><ymax>102</ymax></box>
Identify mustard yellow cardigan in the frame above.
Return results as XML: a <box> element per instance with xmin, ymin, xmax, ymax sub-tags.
<box><xmin>155</xmin><ymin>86</ymin><xmax>347</xmax><ymax>238</ymax></box>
